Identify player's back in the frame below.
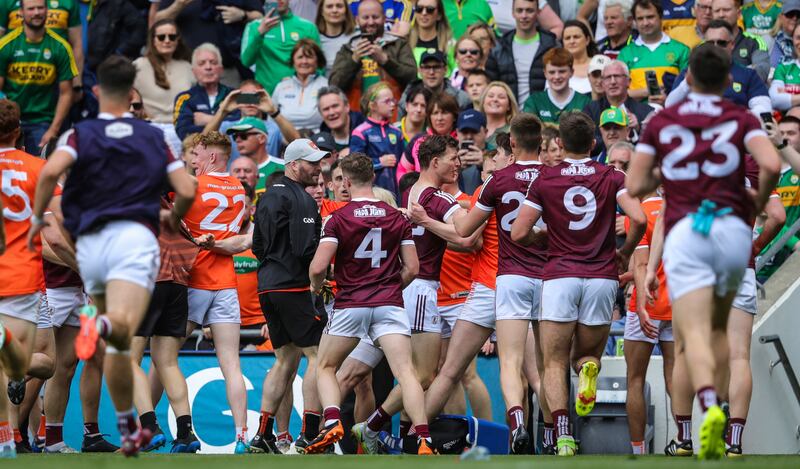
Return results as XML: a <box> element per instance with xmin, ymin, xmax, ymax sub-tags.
<box><xmin>323</xmin><ymin>199</ymin><xmax>413</xmax><ymax>308</ymax></box>
<box><xmin>527</xmin><ymin>158</ymin><xmax>624</xmax><ymax>280</ymax></box>
<box><xmin>184</xmin><ymin>172</ymin><xmax>246</xmax><ymax>289</ymax></box>
<box><xmin>0</xmin><ymin>148</ymin><xmax>44</xmax><ymax>295</ymax></box>
<box><xmin>638</xmin><ymin>95</ymin><xmax>763</xmax><ymax>233</ymax></box>
<box><xmin>402</xmin><ymin>185</ymin><xmax>460</xmax><ymax>281</ymax></box>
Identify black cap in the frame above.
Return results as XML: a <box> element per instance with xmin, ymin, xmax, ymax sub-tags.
<box><xmin>310</xmin><ymin>132</ymin><xmax>336</xmax><ymax>152</ymax></box>
<box><xmin>420</xmin><ymin>49</ymin><xmax>447</xmax><ymax>65</ymax></box>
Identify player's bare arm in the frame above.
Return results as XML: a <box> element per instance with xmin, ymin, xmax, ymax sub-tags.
<box><xmin>0</xmin><ymin>195</ymin><xmax>4</xmax><ymax>255</ymax></box>
<box><xmin>399</xmin><ymin>243</ymin><xmax>420</xmax><ymax>288</ymax></box>
<box><xmin>408</xmin><ymin>203</ymin><xmax>481</xmax><ymax>249</ymax></box>
<box><xmin>309</xmin><ymin>241</ymin><xmax>338</xmax><ymax>293</ymax></box>
<box><xmin>616</xmin><ymin>192</ymin><xmax>647</xmax><ymax>268</ymax></box>
<box><xmin>632</xmin><ymin>246</ymin><xmax>658</xmax><ymax>339</ymax></box>
<box><xmin>41</xmin><ymin>213</ymin><xmax>79</xmax><ymax>271</ymax></box>
<box><xmin>509</xmin><ymin>202</ymin><xmax>543</xmax><ymax>246</ymax></box>
<box><xmin>27</xmin><ymin>150</ymin><xmax>75</xmax><ymax>250</ymax></box>
<box><xmin>645</xmin><ymin>202</ymin><xmax>666</xmax><ymax>303</ymax></box>
<box><xmin>166</xmin><ymin>166</ymin><xmax>198</xmax><ymax>230</ymax></box>
<box><xmin>453</xmin><ymin>204</ymin><xmax>492</xmax><ymax>238</ymax></box>
<box><xmin>626</xmin><ymin>151</ymin><xmax>660</xmax><ymax>199</ymax></box>
<box><xmin>745</xmin><ymin>135</ymin><xmax>782</xmax><ymax>214</ymax></box>
<box><xmin>203</xmin><ymin>231</ymin><xmax>254</xmax><ymax>255</ymax></box>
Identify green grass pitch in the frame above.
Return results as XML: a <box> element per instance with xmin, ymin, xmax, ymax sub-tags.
<box><xmin>3</xmin><ymin>454</ymin><xmax>800</xmax><ymax>468</ymax></box>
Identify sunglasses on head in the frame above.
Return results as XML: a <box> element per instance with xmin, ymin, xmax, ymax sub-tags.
<box><xmin>458</xmin><ymin>48</ymin><xmax>481</xmax><ymax>56</ymax></box>
<box><xmin>130</xmin><ymin>102</ymin><xmax>143</xmax><ymax>110</ymax></box>
<box><xmin>156</xmin><ymin>33</ymin><xmax>178</xmax><ymax>42</ymax></box>
<box><xmin>415</xmin><ymin>5</ymin><xmax>436</xmax><ymax>14</ymax></box>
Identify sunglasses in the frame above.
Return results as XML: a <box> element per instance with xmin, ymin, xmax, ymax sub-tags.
<box><xmin>415</xmin><ymin>5</ymin><xmax>436</xmax><ymax>14</ymax></box>
<box><xmin>130</xmin><ymin>102</ymin><xmax>143</xmax><ymax>110</ymax></box>
<box><xmin>156</xmin><ymin>33</ymin><xmax>178</xmax><ymax>42</ymax></box>
<box><xmin>233</xmin><ymin>132</ymin><xmax>260</xmax><ymax>141</ymax></box>
<box><xmin>707</xmin><ymin>39</ymin><xmax>730</xmax><ymax>47</ymax></box>
<box><xmin>458</xmin><ymin>48</ymin><xmax>481</xmax><ymax>56</ymax></box>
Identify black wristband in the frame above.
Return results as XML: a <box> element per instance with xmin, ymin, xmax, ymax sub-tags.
<box><xmin>270</xmin><ymin>109</ymin><xmax>280</xmax><ymax>119</ymax></box>
<box><xmin>777</xmin><ymin>139</ymin><xmax>788</xmax><ymax>150</ymax></box>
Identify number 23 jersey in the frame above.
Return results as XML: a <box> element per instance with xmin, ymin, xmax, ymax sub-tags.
<box><xmin>184</xmin><ymin>172</ymin><xmax>246</xmax><ymax>289</ymax></box>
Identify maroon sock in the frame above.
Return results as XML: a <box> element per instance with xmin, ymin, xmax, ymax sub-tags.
<box><xmin>696</xmin><ymin>386</ymin><xmax>718</xmax><ymax>412</ymax></box>
<box><xmin>45</xmin><ymin>424</ymin><xmax>63</xmax><ymax>446</ymax></box>
<box><xmin>366</xmin><ymin>406</ymin><xmax>390</xmax><ymax>432</ymax></box>
<box><xmin>323</xmin><ymin>407</ymin><xmax>341</xmax><ymax>425</ymax></box>
<box><xmin>676</xmin><ymin>415</ymin><xmax>692</xmax><ymax>442</ymax></box>
<box><xmin>414</xmin><ymin>424</ymin><xmax>430</xmax><ymax>439</ymax></box>
<box><xmin>83</xmin><ymin>422</ymin><xmax>100</xmax><ymax>436</ymax></box>
<box><xmin>552</xmin><ymin>409</ymin><xmax>571</xmax><ymax>439</ymax></box>
<box><xmin>399</xmin><ymin>420</ymin><xmax>411</xmax><ymax>438</ymax></box>
<box><xmin>727</xmin><ymin>418</ymin><xmax>746</xmax><ymax>446</ymax></box>
<box><xmin>116</xmin><ymin>411</ymin><xmax>137</xmax><ymax>437</ymax></box>
<box><xmin>506</xmin><ymin>405</ymin><xmax>524</xmax><ymax>432</ymax></box>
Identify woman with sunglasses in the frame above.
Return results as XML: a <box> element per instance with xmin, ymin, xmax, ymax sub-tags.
<box><xmin>350</xmin><ymin>82</ymin><xmax>405</xmax><ymax>195</ymax></box>
<box><xmin>450</xmin><ymin>35</ymin><xmax>483</xmax><ymax>90</ymax></box>
<box><xmin>561</xmin><ymin>20</ymin><xmax>599</xmax><ymax>95</ymax></box>
<box><xmin>272</xmin><ymin>39</ymin><xmax>329</xmax><ymax>132</ymax></box>
<box><xmin>478</xmin><ymin>81</ymin><xmax>518</xmax><ymax>150</ymax></box>
<box><xmin>408</xmin><ymin>0</ymin><xmax>453</xmax><ymax>68</ymax></box>
<box><xmin>315</xmin><ymin>0</ymin><xmax>356</xmax><ymax>76</ymax></box>
<box><xmin>466</xmin><ymin>23</ymin><xmax>496</xmax><ymax>68</ymax></box>
<box><xmin>134</xmin><ymin>19</ymin><xmax>193</xmax><ymax>156</ymax></box>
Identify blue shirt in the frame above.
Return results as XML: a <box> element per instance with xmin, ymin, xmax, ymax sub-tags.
<box><xmin>671</xmin><ymin>62</ymin><xmax>768</xmax><ymax>108</ymax></box>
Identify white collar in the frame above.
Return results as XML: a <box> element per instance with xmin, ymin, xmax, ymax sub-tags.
<box><xmin>208</xmin><ymin>171</ymin><xmax>230</xmax><ymax>177</ymax></box>
<box><xmin>564</xmin><ymin>157</ymin><xmax>592</xmax><ymax>164</ymax></box>
<box><xmin>516</xmin><ymin>159</ymin><xmax>542</xmax><ymax>165</ymax></box>
<box><xmin>352</xmin><ymin>197</ymin><xmax>379</xmax><ymax>202</ymax></box>
<box><xmin>634</xmin><ymin>33</ymin><xmax>670</xmax><ymax>49</ymax></box>
<box><xmin>687</xmin><ymin>92</ymin><xmax>722</xmax><ymax>102</ymax></box>
<box><xmin>98</xmin><ymin>112</ymin><xmax>134</xmax><ymax>120</ymax></box>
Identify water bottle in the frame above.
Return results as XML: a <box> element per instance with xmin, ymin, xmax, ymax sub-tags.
<box><xmin>459</xmin><ymin>445</ymin><xmax>490</xmax><ymax>461</ymax></box>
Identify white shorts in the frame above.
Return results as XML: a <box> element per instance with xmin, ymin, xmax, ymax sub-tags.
<box><xmin>623</xmin><ymin>311</ymin><xmax>674</xmax><ymax>344</ymax></box>
<box><xmin>732</xmin><ymin>268</ymin><xmax>757</xmax><ymax>315</ymax></box>
<box><xmin>496</xmin><ymin>275</ymin><xmax>542</xmax><ymax>322</ymax></box>
<box><xmin>46</xmin><ymin>286</ymin><xmax>87</xmax><ymax>328</ymax></box>
<box><xmin>37</xmin><ymin>294</ymin><xmax>53</xmax><ymax>329</ymax></box>
<box><xmin>439</xmin><ymin>303</ymin><xmax>463</xmax><ymax>339</ymax></box>
<box><xmin>403</xmin><ymin>279</ymin><xmax>441</xmax><ymax>333</ymax></box>
<box><xmin>347</xmin><ymin>338</ymin><xmax>386</xmax><ymax>369</ymax></box>
<box><xmin>458</xmin><ymin>282</ymin><xmax>496</xmax><ymax>329</ymax></box>
<box><xmin>76</xmin><ymin>221</ymin><xmax>160</xmax><ymax>296</ymax></box>
<box><xmin>541</xmin><ymin>278</ymin><xmax>618</xmax><ymax>325</ymax></box>
<box><xmin>0</xmin><ymin>292</ymin><xmax>41</xmax><ymax>325</ymax></box>
<box><xmin>188</xmin><ymin>288</ymin><xmax>241</xmax><ymax>326</ymax></box>
<box><xmin>326</xmin><ymin>306</ymin><xmax>411</xmax><ymax>341</ymax></box>
<box><xmin>664</xmin><ymin>215</ymin><xmax>751</xmax><ymax>302</ymax></box>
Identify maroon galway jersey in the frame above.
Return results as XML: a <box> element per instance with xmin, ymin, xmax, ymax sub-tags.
<box><xmin>637</xmin><ymin>94</ymin><xmax>766</xmax><ymax>234</ymax></box>
<box><xmin>525</xmin><ymin>158</ymin><xmax>626</xmax><ymax>280</ymax></box>
<box><xmin>43</xmin><ymin>260</ymin><xmax>83</xmax><ymax>289</ymax></box>
<box><xmin>321</xmin><ymin>199</ymin><xmax>414</xmax><ymax>308</ymax></box>
<box><xmin>402</xmin><ymin>186</ymin><xmax>461</xmax><ymax>281</ymax></box>
<box><xmin>476</xmin><ymin>161</ymin><xmax>547</xmax><ymax>278</ymax></box>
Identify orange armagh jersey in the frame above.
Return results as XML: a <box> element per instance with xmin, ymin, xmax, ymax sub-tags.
<box><xmin>438</xmin><ymin>192</ymin><xmax>475</xmax><ymax>306</ymax></box>
<box><xmin>234</xmin><ymin>248</ymin><xmax>264</xmax><ymax>326</ymax></box>
<box><xmin>626</xmin><ymin>196</ymin><xmax>670</xmax><ymax>320</ymax></box>
<box><xmin>321</xmin><ymin>198</ymin><xmax>349</xmax><ymax>219</ymax></box>
<box><xmin>184</xmin><ymin>172</ymin><xmax>246</xmax><ymax>290</ymax></box>
<box><xmin>469</xmin><ymin>187</ymin><xmax>499</xmax><ymax>290</ymax></box>
<box><xmin>0</xmin><ymin>148</ymin><xmax>45</xmax><ymax>296</ymax></box>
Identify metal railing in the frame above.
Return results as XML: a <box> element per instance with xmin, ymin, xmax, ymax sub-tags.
<box><xmin>759</xmin><ymin>334</ymin><xmax>800</xmax><ymax>409</ymax></box>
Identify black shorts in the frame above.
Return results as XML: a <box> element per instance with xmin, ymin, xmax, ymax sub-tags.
<box><xmin>137</xmin><ymin>282</ymin><xmax>189</xmax><ymax>338</ymax></box>
<box><xmin>258</xmin><ymin>291</ymin><xmax>326</xmax><ymax>349</ymax></box>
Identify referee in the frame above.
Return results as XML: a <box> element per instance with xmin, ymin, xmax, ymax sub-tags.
<box><xmin>249</xmin><ymin>138</ymin><xmax>330</xmax><ymax>453</ymax></box>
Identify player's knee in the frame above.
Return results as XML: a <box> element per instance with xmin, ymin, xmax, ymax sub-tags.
<box><xmin>354</xmin><ymin>376</ymin><xmax>373</xmax><ymax>396</ymax></box>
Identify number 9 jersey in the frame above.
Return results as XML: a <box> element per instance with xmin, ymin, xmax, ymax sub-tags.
<box><xmin>183</xmin><ymin>172</ymin><xmax>246</xmax><ymax>290</ymax></box>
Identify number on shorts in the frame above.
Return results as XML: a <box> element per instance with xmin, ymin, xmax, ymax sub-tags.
<box><xmin>660</xmin><ymin>121</ymin><xmax>740</xmax><ymax>181</ymax></box>
<box><xmin>1</xmin><ymin>169</ymin><xmax>32</xmax><ymax>222</ymax></box>
<box><xmin>563</xmin><ymin>186</ymin><xmax>596</xmax><ymax>231</ymax></box>
<box><xmin>355</xmin><ymin>228</ymin><xmax>388</xmax><ymax>268</ymax></box>
<box><xmin>199</xmin><ymin>192</ymin><xmax>247</xmax><ymax>232</ymax></box>
<box><xmin>499</xmin><ymin>191</ymin><xmax>525</xmax><ymax>232</ymax></box>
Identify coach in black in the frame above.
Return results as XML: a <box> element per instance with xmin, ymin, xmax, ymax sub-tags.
<box><xmin>250</xmin><ymin>138</ymin><xmax>329</xmax><ymax>453</ymax></box>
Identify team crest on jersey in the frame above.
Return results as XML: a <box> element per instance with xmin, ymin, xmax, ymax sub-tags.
<box><xmin>561</xmin><ymin>164</ymin><xmax>595</xmax><ymax>176</ymax></box>
<box><xmin>49</xmin><ymin>0</ymin><xmax>57</xmax><ymax>8</ymax></box>
<box><xmin>105</xmin><ymin>122</ymin><xmax>133</xmax><ymax>139</ymax></box>
<box><xmin>666</xmin><ymin>52</ymin><xmax>675</xmax><ymax>63</ymax></box>
<box><xmin>515</xmin><ymin>170</ymin><xmax>538</xmax><ymax>182</ymax></box>
<box><xmin>43</xmin><ymin>48</ymin><xmax>51</xmax><ymax>60</ymax></box>
<box><xmin>388</xmin><ymin>133</ymin><xmax>397</xmax><ymax>144</ymax></box>
<box><xmin>733</xmin><ymin>82</ymin><xmax>742</xmax><ymax>92</ymax></box>
<box><xmin>353</xmin><ymin>204</ymin><xmax>386</xmax><ymax>218</ymax></box>
<box><xmin>739</xmin><ymin>48</ymin><xmax>748</xmax><ymax>58</ymax></box>
<box><xmin>792</xmin><ymin>175</ymin><xmax>799</xmax><ymax>184</ymax></box>
<box><xmin>291</xmin><ymin>32</ymin><xmax>300</xmax><ymax>41</ymax></box>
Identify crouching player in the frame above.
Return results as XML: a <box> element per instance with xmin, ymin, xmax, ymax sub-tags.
<box><xmin>306</xmin><ymin>153</ymin><xmax>434</xmax><ymax>455</ymax></box>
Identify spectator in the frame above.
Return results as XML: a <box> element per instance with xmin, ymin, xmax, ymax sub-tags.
<box><xmin>397</xmin><ymin>92</ymin><xmax>459</xmax><ymax>180</ymax></box>
<box><xmin>329</xmin><ymin>0</ymin><xmax>417</xmax><ymax>111</ymax></box>
<box><xmin>455</xmin><ymin>109</ymin><xmax>488</xmax><ymax>193</ymax></box>
<box><xmin>86</xmin><ymin>0</ymin><xmax>148</xmax><ymax>72</ymax></box>
<box><xmin>523</xmin><ymin>48</ymin><xmax>592</xmax><ymax>125</ymax></box>
<box><xmin>318</xmin><ymin>85</ymin><xmax>366</xmax><ymax>151</ymax></box>
<box><xmin>486</xmin><ymin>0</ymin><xmax>558</xmax><ymax>104</ymax></box>
<box><xmin>712</xmin><ymin>0</ymin><xmax>770</xmax><ymax>81</ymax></box>
<box><xmin>478</xmin><ymin>81</ymin><xmax>519</xmax><ymax>149</ymax></box>
<box><xmin>174</xmin><ymin>43</ymin><xmax>234</xmax><ymax>141</ymax></box>
<box><xmin>310</xmin><ymin>131</ymin><xmax>340</xmax><ymax>173</ymax></box>
<box><xmin>668</xmin><ymin>19</ymin><xmax>772</xmax><ymax>115</ymax></box>
<box><xmin>488</xmin><ymin>0</ymin><xmax>564</xmax><ymax>36</ymax></box>
<box><xmin>596</xmin><ymin>0</ymin><xmax>636</xmax><ymax>60</ymax></box>
<box><xmin>770</xmin><ymin>25</ymin><xmax>800</xmax><ymax>111</ymax></box>
<box><xmin>466</xmin><ymin>22</ymin><xmax>496</xmax><ymax>67</ymax></box>
<box><xmin>595</xmin><ymin>106</ymin><xmax>629</xmax><ymax>164</ymax></box>
<box><xmin>241</xmin><ymin>0</ymin><xmax>320</xmax><ymax>94</ymax></box>
<box><xmin>130</xmin><ymin>87</ymin><xmax>147</xmax><ymax>120</ymax></box>
<box><xmin>450</xmin><ymin>35</ymin><xmax>483</xmax><ymax>90</ymax></box>
<box><xmin>272</xmin><ymin>39</ymin><xmax>329</xmax><ymax>133</ymax></box>
<box><xmin>396</xmin><ymin>85</ymin><xmax>431</xmax><ymax>144</ymax></box>
<box><xmin>539</xmin><ymin>124</ymin><xmax>562</xmax><ymax>166</ymax></box>
<box><xmin>618</xmin><ymin>0</ymin><xmax>689</xmax><ymax>106</ymax></box>
<box><xmin>316</xmin><ymin>0</ymin><xmax>356</xmax><ymax>76</ymax></box>
<box><xmin>588</xmin><ymin>54</ymin><xmax>611</xmax><ymax>100</ymax></box>
<box><xmin>561</xmin><ymin>20</ymin><xmax>598</xmax><ymax>94</ymax></box>
<box><xmin>443</xmin><ymin>0</ymin><xmax>496</xmax><ymax>39</ymax></box>
<box><xmin>0</xmin><ymin>0</ymin><xmax>76</xmax><ymax>154</ymax></box>
<box><xmin>742</xmin><ymin>0</ymin><xmax>781</xmax><ymax>49</ymax></box>
<box><xmin>154</xmin><ymin>0</ymin><xmax>265</xmax><ymax>82</ymax></box>
<box><xmin>290</xmin><ymin>0</ymin><xmax>318</xmax><ymax>22</ymax></box>
<box><xmin>347</xmin><ymin>0</ymin><xmax>414</xmax><ymax>35</ymax></box>
<box><xmin>350</xmin><ymin>81</ymin><xmax>404</xmax><ymax>194</ymax></box>
<box><xmin>398</xmin><ymin>50</ymin><xmax>471</xmax><ymax>117</ymax></box>
<box><xmin>231</xmin><ymin>155</ymin><xmax>259</xmax><ymax>189</ymax></box>
<box><xmin>669</xmin><ymin>0</ymin><xmax>715</xmax><ymax>49</ymax></box>
<box><xmin>465</xmin><ymin>69</ymin><xmax>490</xmax><ymax>107</ymax></box>
<box><xmin>607</xmin><ymin>140</ymin><xmax>633</xmax><ymax>171</ymax></box>
<box><xmin>227</xmin><ymin>116</ymin><xmax>286</xmax><ymax>197</ymax></box>
<box><xmin>408</xmin><ymin>0</ymin><xmax>454</xmax><ymax>67</ymax></box>
<box><xmin>771</xmin><ymin>1</ymin><xmax>800</xmax><ymax>68</ymax></box>
<box><xmin>134</xmin><ymin>19</ymin><xmax>193</xmax><ymax>156</ymax></box>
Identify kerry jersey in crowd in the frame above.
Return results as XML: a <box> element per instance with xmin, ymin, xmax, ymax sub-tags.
<box><xmin>0</xmin><ymin>27</ymin><xmax>77</xmax><ymax>123</ymax></box>
<box><xmin>742</xmin><ymin>0</ymin><xmax>781</xmax><ymax>38</ymax></box>
<box><xmin>402</xmin><ymin>185</ymin><xmax>460</xmax><ymax>281</ymax></box>
<box><xmin>0</xmin><ymin>0</ymin><xmax>80</xmax><ymax>38</ymax></box>
<box><xmin>321</xmin><ymin>198</ymin><xmax>414</xmax><ymax>308</ymax></box>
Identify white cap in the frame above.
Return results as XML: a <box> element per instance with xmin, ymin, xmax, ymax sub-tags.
<box><xmin>284</xmin><ymin>138</ymin><xmax>330</xmax><ymax>163</ymax></box>
<box><xmin>589</xmin><ymin>55</ymin><xmax>612</xmax><ymax>74</ymax></box>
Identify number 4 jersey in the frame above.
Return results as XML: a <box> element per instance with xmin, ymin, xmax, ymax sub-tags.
<box><xmin>321</xmin><ymin>198</ymin><xmax>414</xmax><ymax>308</ymax></box>
<box><xmin>524</xmin><ymin>158</ymin><xmax>626</xmax><ymax>280</ymax></box>
<box><xmin>184</xmin><ymin>172</ymin><xmax>246</xmax><ymax>290</ymax></box>
<box><xmin>636</xmin><ymin>94</ymin><xmax>766</xmax><ymax>234</ymax></box>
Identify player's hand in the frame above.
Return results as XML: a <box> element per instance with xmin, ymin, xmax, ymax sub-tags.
<box><xmin>26</xmin><ymin>219</ymin><xmax>48</xmax><ymax>252</ymax></box>
<box><xmin>481</xmin><ymin>338</ymin><xmax>495</xmax><ymax>355</ymax></box>
<box><xmin>260</xmin><ymin>323</ymin><xmax>270</xmax><ymax>340</ymax></box>
<box><xmin>645</xmin><ymin>268</ymin><xmax>659</xmax><ymax>304</ymax></box>
<box><xmin>195</xmin><ymin>233</ymin><xmax>216</xmax><ymax>249</ymax></box>
<box><xmin>216</xmin><ymin>5</ymin><xmax>246</xmax><ymax>24</ymax></box>
<box><xmin>379</xmin><ymin>154</ymin><xmax>397</xmax><ymax>168</ymax></box>
<box><xmin>615</xmin><ymin>215</ymin><xmax>626</xmax><ymax>236</ymax></box>
<box><xmin>637</xmin><ymin>310</ymin><xmax>659</xmax><ymax>339</ymax></box>
<box><xmin>408</xmin><ymin>202</ymin><xmax>430</xmax><ymax>225</ymax></box>
<box><xmin>39</xmin><ymin>128</ymin><xmax>58</xmax><ymax>153</ymax></box>
<box><xmin>202</xmin><ymin>327</ymin><xmax>213</xmax><ymax>340</ymax></box>
<box><xmin>258</xmin><ymin>11</ymin><xmax>280</xmax><ymax>35</ymax></box>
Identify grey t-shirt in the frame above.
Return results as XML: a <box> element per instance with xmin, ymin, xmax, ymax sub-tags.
<box><xmin>512</xmin><ymin>36</ymin><xmax>539</xmax><ymax>103</ymax></box>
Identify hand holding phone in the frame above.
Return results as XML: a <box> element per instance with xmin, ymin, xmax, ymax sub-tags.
<box><xmin>645</xmin><ymin>70</ymin><xmax>661</xmax><ymax>96</ymax></box>
<box><xmin>237</xmin><ymin>93</ymin><xmax>260</xmax><ymax>105</ymax></box>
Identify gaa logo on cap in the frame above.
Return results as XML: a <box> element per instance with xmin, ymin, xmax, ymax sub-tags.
<box><xmin>308</xmin><ymin>141</ymin><xmax>320</xmax><ymax>150</ymax></box>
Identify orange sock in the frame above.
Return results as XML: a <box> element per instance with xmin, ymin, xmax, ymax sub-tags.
<box><xmin>13</xmin><ymin>428</ymin><xmax>22</xmax><ymax>443</ymax></box>
<box><xmin>38</xmin><ymin>415</ymin><xmax>46</xmax><ymax>439</ymax></box>
<box><xmin>0</xmin><ymin>421</ymin><xmax>12</xmax><ymax>444</ymax></box>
